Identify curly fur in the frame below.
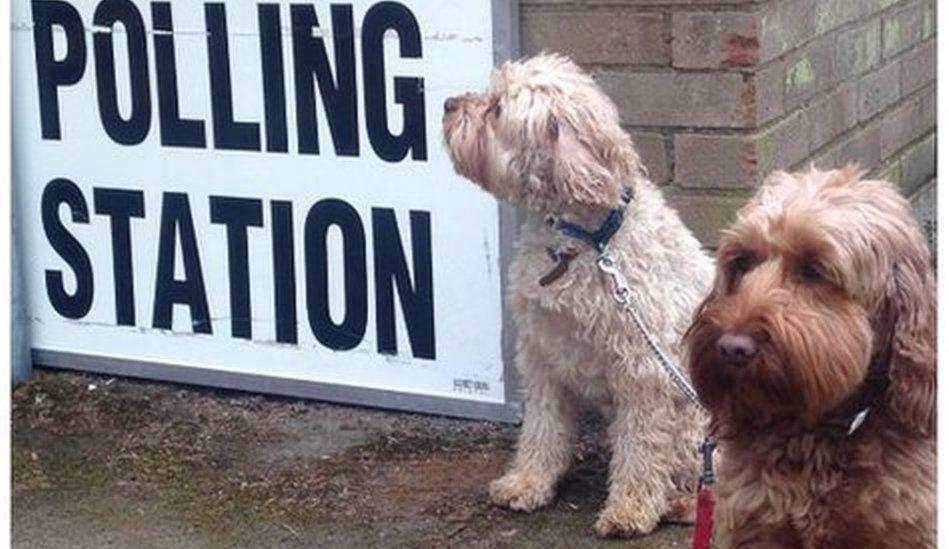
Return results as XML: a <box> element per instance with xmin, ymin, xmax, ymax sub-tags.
<box><xmin>442</xmin><ymin>53</ymin><xmax>713</xmax><ymax>537</ymax></box>
<box><xmin>685</xmin><ymin>166</ymin><xmax>936</xmax><ymax>548</ymax></box>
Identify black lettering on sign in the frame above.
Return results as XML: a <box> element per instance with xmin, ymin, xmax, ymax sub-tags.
<box><xmin>151</xmin><ymin>2</ymin><xmax>206</xmax><ymax>148</ymax></box>
<box><xmin>271</xmin><ymin>200</ymin><xmax>297</xmax><ymax>344</ymax></box>
<box><xmin>362</xmin><ymin>2</ymin><xmax>426</xmax><ymax>162</ymax></box>
<box><xmin>372</xmin><ymin>209</ymin><xmax>434</xmax><ymax>359</ymax></box>
<box><xmin>93</xmin><ymin>188</ymin><xmax>145</xmax><ymax>326</ymax></box>
<box><xmin>291</xmin><ymin>4</ymin><xmax>358</xmax><ymax>156</ymax></box>
<box><xmin>209</xmin><ymin>196</ymin><xmax>263</xmax><ymax>339</ymax></box>
<box><xmin>258</xmin><ymin>3</ymin><xmax>288</xmax><ymax>153</ymax></box>
<box><xmin>31</xmin><ymin>0</ymin><xmax>87</xmax><ymax>140</ymax></box>
<box><xmin>205</xmin><ymin>3</ymin><xmax>261</xmax><ymax>151</ymax></box>
<box><xmin>304</xmin><ymin>199</ymin><xmax>366</xmax><ymax>350</ymax></box>
<box><xmin>153</xmin><ymin>192</ymin><xmax>212</xmax><ymax>333</ymax></box>
<box><xmin>92</xmin><ymin>0</ymin><xmax>151</xmax><ymax>145</ymax></box>
<box><xmin>42</xmin><ymin>178</ymin><xmax>94</xmax><ymax>319</ymax></box>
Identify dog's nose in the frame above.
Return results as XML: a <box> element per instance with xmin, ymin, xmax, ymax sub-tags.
<box><xmin>444</xmin><ymin>96</ymin><xmax>460</xmax><ymax>113</ymax></box>
<box><xmin>717</xmin><ymin>333</ymin><xmax>757</xmax><ymax>366</ymax></box>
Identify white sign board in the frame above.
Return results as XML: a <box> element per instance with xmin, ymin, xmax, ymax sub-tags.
<box><xmin>13</xmin><ymin>0</ymin><xmax>520</xmax><ymax>421</ymax></box>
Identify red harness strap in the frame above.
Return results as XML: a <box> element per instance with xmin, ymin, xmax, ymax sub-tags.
<box><xmin>692</xmin><ymin>437</ymin><xmax>717</xmax><ymax>549</ymax></box>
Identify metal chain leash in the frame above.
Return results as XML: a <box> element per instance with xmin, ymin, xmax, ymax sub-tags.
<box><xmin>595</xmin><ymin>249</ymin><xmax>700</xmax><ymax>405</ymax></box>
<box><xmin>595</xmin><ymin>247</ymin><xmax>717</xmax><ymax>549</ymax></box>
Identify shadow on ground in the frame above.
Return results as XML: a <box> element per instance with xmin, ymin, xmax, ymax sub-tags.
<box><xmin>13</xmin><ymin>371</ymin><xmax>693</xmax><ymax>548</ymax></box>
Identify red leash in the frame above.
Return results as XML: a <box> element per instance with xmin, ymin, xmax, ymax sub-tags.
<box><xmin>692</xmin><ymin>437</ymin><xmax>717</xmax><ymax>549</ymax></box>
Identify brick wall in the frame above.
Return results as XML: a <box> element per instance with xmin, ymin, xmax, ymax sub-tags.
<box><xmin>521</xmin><ymin>0</ymin><xmax>936</xmax><ymax>249</ymax></box>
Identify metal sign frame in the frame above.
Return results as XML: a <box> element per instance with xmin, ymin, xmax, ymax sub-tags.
<box><xmin>24</xmin><ymin>0</ymin><xmax>523</xmax><ymax>423</ymax></box>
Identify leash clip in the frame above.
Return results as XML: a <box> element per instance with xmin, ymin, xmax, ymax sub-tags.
<box><xmin>699</xmin><ymin>436</ymin><xmax>717</xmax><ymax>486</ymax></box>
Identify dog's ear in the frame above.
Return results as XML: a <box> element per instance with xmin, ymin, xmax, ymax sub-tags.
<box><xmin>548</xmin><ymin>115</ymin><xmax>622</xmax><ymax>209</ymax></box>
<box><xmin>881</xmin><ymin>249</ymin><xmax>935</xmax><ymax>437</ymax></box>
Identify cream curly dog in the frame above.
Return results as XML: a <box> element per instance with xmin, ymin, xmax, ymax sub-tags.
<box><xmin>442</xmin><ymin>53</ymin><xmax>713</xmax><ymax>537</ymax></box>
<box><xmin>686</xmin><ymin>166</ymin><xmax>935</xmax><ymax>548</ymax></box>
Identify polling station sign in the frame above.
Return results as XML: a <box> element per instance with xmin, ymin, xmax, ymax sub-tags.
<box><xmin>13</xmin><ymin>0</ymin><xmax>520</xmax><ymax>421</ymax></box>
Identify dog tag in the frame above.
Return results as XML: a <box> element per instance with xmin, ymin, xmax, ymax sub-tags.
<box><xmin>539</xmin><ymin>247</ymin><xmax>578</xmax><ymax>286</ymax></box>
<box><xmin>847</xmin><ymin>408</ymin><xmax>870</xmax><ymax>436</ymax></box>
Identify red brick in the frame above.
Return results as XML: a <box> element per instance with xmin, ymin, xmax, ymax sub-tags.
<box><xmin>806</xmin><ymin>81</ymin><xmax>859</xmax><ymax>152</ymax></box>
<box><xmin>900</xmin><ymin>133</ymin><xmax>935</xmax><ymax>193</ymax></box>
<box><xmin>514</xmin><ymin>0</ymin><xmax>927</xmax><ymax>242</ymax></box>
<box><xmin>812</xmin><ymin>140</ymin><xmax>843</xmax><ymax>171</ymax></box>
<box><xmin>836</xmin><ymin>19</ymin><xmax>882</xmax><ymax>79</ymax></box>
<box><xmin>629</xmin><ymin>131</ymin><xmax>671</xmax><ymax>184</ymax></box>
<box><xmin>858</xmin><ymin>61</ymin><xmax>900</xmax><ymax>121</ymax></box>
<box><xmin>596</xmin><ymin>70</ymin><xmax>753</xmax><ymax>128</ymax></box>
<box><xmin>909</xmin><ymin>180</ymin><xmax>936</xmax><ymax>256</ymax></box>
<box><xmin>881</xmin><ymin>85</ymin><xmax>935</xmax><ymax>158</ymax></box>
<box><xmin>754</xmin><ymin>59</ymin><xmax>786</xmax><ymax>124</ymax></box>
<box><xmin>662</xmin><ymin>190</ymin><xmax>749</xmax><ymax>247</ymax></box>
<box><xmin>900</xmin><ymin>39</ymin><xmax>935</xmax><ymax>96</ymax></box>
<box><xmin>816</xmin><ymin>0</ymin><xmax>881</xmax><ymax>34</ymax></box>
<box><xmin>883</xmin><ymin>1</ymin><xmax>926</xmax><ymax>59</ymax></box>
<box><xmin>674</xmin><ymin>133</ymin><xmax>757</xmax><ymax>189</ymax></box>
<box><xmin>922</xmin><ymin>0</ymin><xmax>934</xmax><ymax>38</ymax></box>
<box><xmin>838</xmin><ymin>123</ymin><xmax>883</xmax><ymax>171</ymax></box>
<box><xmin>757</xmin><ymin>111</ymin><xmax>809</xmax><ymax>174</ymax></box>
<box><xmin>873</xmin><ymin>159</ymin><xmax>902</xmax><ymax>184</ymax></box>
<box><xmin>759</xmin><ymin>0</ymin><xmax>818</xmax><ymax>62</ymax></box>
<box><xmin>783</xmin><ymin>34</ymin><xmax>836</xmax><ymax>111</ymax></box>
<box><xmin>521</xmin><ymin>9</ymin><xmax>669</xmax><ymax>66</ymax></box>
<box><xmin>671</xmin><ymin>12</ymin><xmax>758</xmax><ymax>69</ymax></box>
<box><xmin>583</xmin><ymin>0</ymin><xmax>756</xmax><ymax>4</ymax></box>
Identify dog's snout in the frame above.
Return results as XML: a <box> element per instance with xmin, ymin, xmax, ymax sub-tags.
<box><xmin>717</xmin><ymin>333</ymin><xmax>757</xmax><ymax>366</ymax></box>
<box><xmin>444</xmin><ymin>96</ymin><xmax>460</xmax><ymax>113</ymax></box>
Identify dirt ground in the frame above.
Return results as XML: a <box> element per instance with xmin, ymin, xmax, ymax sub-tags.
<box><xmin>13</xmin><ymin>370</ymin><xmax>693</xmax><ymax>548</ymax></box>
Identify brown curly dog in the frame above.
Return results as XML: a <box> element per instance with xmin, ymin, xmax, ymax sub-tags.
<box><xmin>686</xmin><ymin>166</ymin><xmax>935</xmax><ymax>548</ymax></box>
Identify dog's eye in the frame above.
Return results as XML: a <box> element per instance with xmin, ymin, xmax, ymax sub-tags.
<box><xmin>797</xmin><ymin>260</ymin><xmax>822</xmax><ymax>283</ymax></box>
<box><xmin>723</xmin><ymin>254</ymin><xmax>753</xmax><ymax>292</ymax></box>
<box><xmin>731</xmin><ymin>254</ymin><xmax>753</xmax><ymax>275</ymax></box>
<box><xmin>490</xmin><ymin>100</ymin><xmax>502</xmax><ymax>117</ymax></box>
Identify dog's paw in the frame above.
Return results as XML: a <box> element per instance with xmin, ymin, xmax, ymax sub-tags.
<box><xmin>594</xmin><ymin>505</ymin><xmax>660</xmax><ymax>538</ymax></box>
<box><xmin>488</xmin><ymin>472</ymin><xmax>554</xmax><ymax>512</ymax></box>
<box><xmin>661</xmin><ymin>492</ymin><xmax>696</xmax><ymax>525</ymax></box>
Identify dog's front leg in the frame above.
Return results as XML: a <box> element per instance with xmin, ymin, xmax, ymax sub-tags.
<box><xmin>490</xmin><ymin>346</ymin><xmax>576</xmax><ymax>512</ymax></box>
<box><xmin>595</xmin><ymin>389</ymin><xmax>676</xmax><ymax>537</ymax></box>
